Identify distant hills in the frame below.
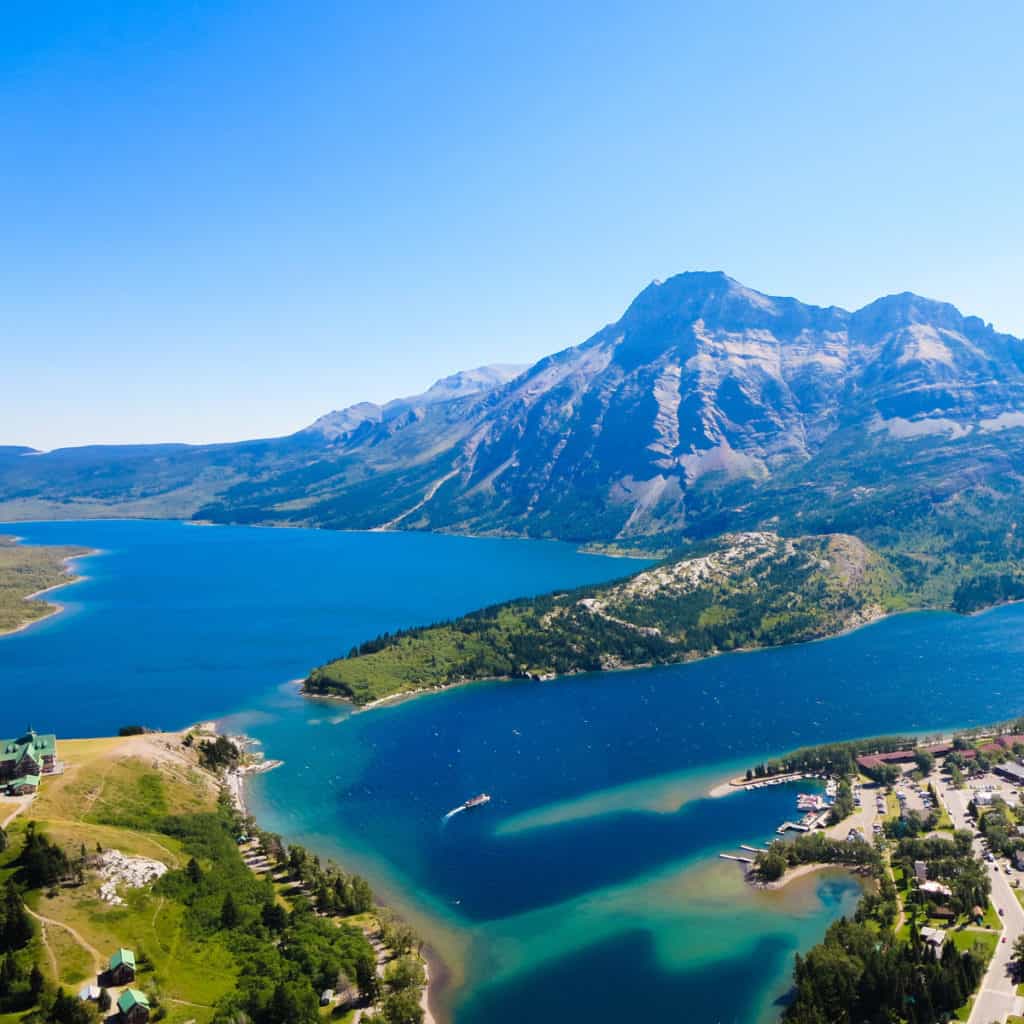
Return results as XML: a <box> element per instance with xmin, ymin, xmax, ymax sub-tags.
<box><xmin>5</xmin><ymin>272</ymin><xmax>1024</xmax><ymax>566</ymax></box>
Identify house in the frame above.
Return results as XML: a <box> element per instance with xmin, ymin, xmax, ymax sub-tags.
<box><xmin>920</xmin><ymin>927</ymin><xmax>946</xmax><ymax>955</ymax></box>
<box><xmin>6</xmin><ymin>775</ymin><xmax>40</xmax><ymax>796</ymax></box>
<box><xmin>920</xmin><ymin>880</ymin><xmax>953</xmax><ymax>899</ymax></box>
<box><xmin>117</xmin><ymin>989</ymin><xmax>150</xmax><ymax>1024</ymax></box>
<box><xmin>913</xmin><ymin>860</ymin><xmax>928</xmax><ymax>882</ymax></box>
<box><xmin>976</xmin><ymin>791</ymin><xmax>994</xmax><ymax>807</ymax></box>
<box><xmin>0</xmin><ymin>729</ymin><xmax>57</xmax><ymax>782</ymax></box>
<box><xmin>107</xmin><ymin>948</ymin><xmax>136</xmax><ymax>986</ymax></box>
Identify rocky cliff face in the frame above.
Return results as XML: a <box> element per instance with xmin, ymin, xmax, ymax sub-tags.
<box><xmin>4</xmin><ymin>272</ymin><xmax>1024</xmax><ymax>542</ymax></box>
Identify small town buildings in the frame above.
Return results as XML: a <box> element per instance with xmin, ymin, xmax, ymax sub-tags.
<box><xmin>0</xmin><ymin>729</ymin><xmax>57</xmax><ymax>794</ymax></box>
<box><xmin>107</xmin><ymin>948</ymin><xmax>136</xmax><ymax>986</ymax></box>
<box><xmin>920</xmin><ymin>927</ymin><xmax>946</xmax><ymax>955</ymax></box>
<box><xmin>117</xmin><ymin>988</ymin><xmax>150</xmax><ymax>1024</ymax></box>
<box><xmin>913</xmin><ymin>860</ymin><xmax>928</xmax><ymax>882</ymax></box>
<box><xmin>994</xmin><ymin>762</ymin><xmax>1024</xmax><ymax>785</ymax></box>
<box><xmin>976</xmin><ymin>791</ymin><xmax>995</xmax><ymax>807</ymax></box>
<box><xmin>919</xmin><ymin>880</ymin><xmax>953</xmax><ymax>899</ymax></box>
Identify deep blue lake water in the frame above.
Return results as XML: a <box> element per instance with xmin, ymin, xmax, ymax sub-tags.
<box><xmin>5</xmin><ymin>520</ymin><xmax>1024</xmax><ymax>1022</ymax></box>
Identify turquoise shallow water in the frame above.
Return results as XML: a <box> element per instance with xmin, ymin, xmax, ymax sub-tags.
<box><xmin>5</xmin><ymin>521</ymin><xmax>1024</xmax><ymax>1021</ymax></box>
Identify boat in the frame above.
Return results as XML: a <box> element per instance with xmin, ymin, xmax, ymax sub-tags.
<box><xmin>463</xmin><ymin>793</ymin><xmax>491</xmax><ymax>809</ymax></box>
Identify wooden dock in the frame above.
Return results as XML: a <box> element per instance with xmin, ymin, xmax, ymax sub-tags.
<box><xmin>776</xmin><ymin>821</ymin><xmax>811</xmax><ymax>834</ymax></box>
<box><xmin>718</xmin><ymin>853</ymin><xmax>754</xmax><ymax>864</ymax></box>
<box><xmin>740</xmin><ymin>844</ymin><xmax>769</xmax><ymax>854</ymax></box>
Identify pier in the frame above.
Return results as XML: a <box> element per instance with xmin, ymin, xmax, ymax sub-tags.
<box><xmin>740</xmin><ymin>844</ymin><xmax>769</xmax><ymax>854</ymax></box>
<box><xmin>718</xmin><ymin>853</ymin><xmax>754</xmax><ymax>863</ymax></box>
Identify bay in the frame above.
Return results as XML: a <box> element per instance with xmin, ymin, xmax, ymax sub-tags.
<box><xmin>5</xmin><ymin>520</ymin><xmax>1024</xmax><ymax>1021</ymax></box>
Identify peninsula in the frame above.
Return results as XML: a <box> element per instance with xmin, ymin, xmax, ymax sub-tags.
<box><xmin>305</xmin><ymin>525</ymin><xmax>1018</xmax><ymax>707</ymax></box>
<box><xmin>0</xmin><ymin>535</ymin><xmax>91</xmax><ymax>636</ymax></box>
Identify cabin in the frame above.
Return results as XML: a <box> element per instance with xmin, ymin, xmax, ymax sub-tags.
<box><xmin>920</xmin><ymin>927</ymin><xmax>946</xmax><ymax>956</ymax></box>
<box><xmin>107</xmin><ymin>948</ymin><xmax>136</xmax><ymax>986</ymax></box>
<box><xmin>117</xmin><ymin>988</ymin><xmax>150</xmax><ymax>1024</ymax></box>
<box><xmin>913</xmin><ymin>860</ymin><xmax>928</xmax><ymax>882</ymax></box>
<box><xmin>0</xmin><ymin>729</ymin><xmax>57</xmax><ymax>784</ymax></box>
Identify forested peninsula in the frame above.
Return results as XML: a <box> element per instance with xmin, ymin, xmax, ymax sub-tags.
<box><xmin>305</xmin><ymin>531</ymin><xmax>900</xmax><ymax>705</ymax></box>
<box><xmin>305</xmin><ymin>524</ymin><xmax>1024</xmax><ymax>707</ymax></box>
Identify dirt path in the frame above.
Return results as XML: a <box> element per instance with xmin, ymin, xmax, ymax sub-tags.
<box><xmin>32</xmin><ymin>913</ymin><xmax>60</xmax><ymax>979</ymax></box>
<box><xmin>1</xmin><ymin>796</ymin><xmax>33</xmax><ymax>828</ymax></box>
<box><xmin>27</xmin><ymin>906</ymin><xmax>104</xmax><ymax>977</ymax></box>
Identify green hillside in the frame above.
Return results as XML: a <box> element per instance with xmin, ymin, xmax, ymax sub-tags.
<box><xmin>305</xmin><ymin>532</ymin><xmax>901</xmax><ymax>705</ymax></box>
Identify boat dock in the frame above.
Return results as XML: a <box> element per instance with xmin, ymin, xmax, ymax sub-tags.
<box><xmin>718</xmin><ymin>853</ymin><xmax>754</xmax><ymax>864</ymax></box>
<box><xmin>740</xmin><ymin>844</ymin><xmax>769</xmax><ymax>854</ymax></box>
<box><xmin>776</xmin><ymin>820</ymin><xmax>811</xmax><ymax>834</ymax></box>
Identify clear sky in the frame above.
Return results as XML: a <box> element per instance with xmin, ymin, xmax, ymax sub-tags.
<box><xmin>4</xmin><ymin>1</ymin><xmax>1023</xmax><ymax>449</ymax></box>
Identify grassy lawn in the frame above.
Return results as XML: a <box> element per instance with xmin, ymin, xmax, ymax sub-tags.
<box><xmin>950</xmin><ymin>929</ymin><xmax>999</xmax><ymax>964</ymax></box>
<box><xmin>2</xmin><ymin>734</ymin><xmax>234</xmax><ymax>1014</ymax></box>
<box><xmin>982</xmin><ymin>899</ymin><xmax>1003</xmax><ymax>930</ymax></box>
<box><xmin>885</xmin><ymin>792</ymin><xmax>901</xmax><ymax>821</ymax></box>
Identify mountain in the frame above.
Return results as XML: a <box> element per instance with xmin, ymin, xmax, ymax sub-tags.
<box><xmin>4</xmin><ymin>273</ymin><xmax>1024</xmax><ymax>557</ymax></box>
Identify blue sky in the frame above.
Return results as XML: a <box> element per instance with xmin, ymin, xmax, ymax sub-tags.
<box><xmin>4</xmin><ymin>1</ymin><xmax>1023</xmax><ymax>449</ymax></box>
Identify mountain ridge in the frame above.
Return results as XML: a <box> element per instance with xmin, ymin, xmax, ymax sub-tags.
<box><xmin>3</xmin><ymin>272</ymin><xmax>1024</xmax><ymax>555</ymax></box>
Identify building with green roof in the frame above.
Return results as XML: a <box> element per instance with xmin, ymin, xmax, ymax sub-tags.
<box><xmin>6</xmin><ymin>775</ymin><xmax>40</xmax><ymax>795</ymax></box>
<box><xmin>108</xmin><ymin>947</ymin><xmax>136</xmax><ymax>985</ymax></box>
<box><xmin>117</xmin><ymin>988</ymin><xmax>150</xmax><ymax>1023</ymax></box>
<box><xmin>0</xmin><ymin>729</ymin><xmax>57</xmax><ymax>786</ymax></box>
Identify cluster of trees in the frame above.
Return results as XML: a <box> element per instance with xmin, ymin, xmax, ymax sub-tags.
<box><xmin>952</xmin><ymin>571</ymin><xmax>1024</xmax><ymax>614</ymax></box>
<box><xmin>19</xmin><ymin>823</ymin><xmax>71</xmax><ymax>889</ymax></box>
<box><xmin>270</xmin><ymin>842</ymin><xmax>376</xmax><ymax>920</ymax></box>
<box><xmin>892</xmin><ymin>833</ymin><xmax>990</xmax><ymax>919</ymax></box>
<box><xmin>883</xmin><ymin>807</ymin><xmax>941</xmax><ymax>839</ymax></box>
<box><xmin>194</xmin><ymin>735</ymin><xmax>241</xmax><ymax>771</ymax></box>
<box><xmin>154</xmin><ymin>806</ymin><xmax>378</xmax><ymax>1024</ymax></box>
<box><xmin>755</xmin><ymin>832</ymin><xmax>881</xmax><ymax>883</ymax></box>
<box><xmin>0</xmin><ymin>880</ymin><xmax>40</xmax><ymax>1014</ymax></box>
<box><xmin>744</xmin><ymin>734</ymin><xmax>918</xmax><ymax>782</ymax></box>
<box><xmin>785</xmin><ymin>917</ymin><xmax>984</xmax><ymax>1023</ymax></box>
<box><xmin>972</xmin><ymin>796</ymin><xmax>1024</xmax><ymax>861</ymax></box>
<box><xmin>828</xmin><ymin>780</ymin><xmax>855</xmax><ymax>824</ymax></box>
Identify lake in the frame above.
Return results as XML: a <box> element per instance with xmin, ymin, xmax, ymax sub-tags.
<box><xmin>5</xmin><ymin>520</ymin><xmax>1024</xmax><ymax>1021</ymax></box>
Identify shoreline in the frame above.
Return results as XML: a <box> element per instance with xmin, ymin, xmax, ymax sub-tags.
<box><xmin>748</xmin><ymin>861</ymin><xmax>868</xmax><ymax>891</ymax></box>
<box><xmin>221</xmin><ymin>723</ymin><xmax>446</xmax><ymax>1024</ymax></box>
<box><xmin>0</xmin><ymin>544</ymin><xmax>101</xmax><ymax>638</ymax></box>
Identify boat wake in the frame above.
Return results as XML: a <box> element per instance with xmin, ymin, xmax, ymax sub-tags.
<box><xmin>442</xmin><ymin>793</ymin><xmax>491</xmax><ymax>823</ymax></box>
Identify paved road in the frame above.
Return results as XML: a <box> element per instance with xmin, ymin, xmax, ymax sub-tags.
<box><xmin>934</xmin><ymin>776</ymin><xmax>1024</xmax><ymax>1024</ymax></box>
